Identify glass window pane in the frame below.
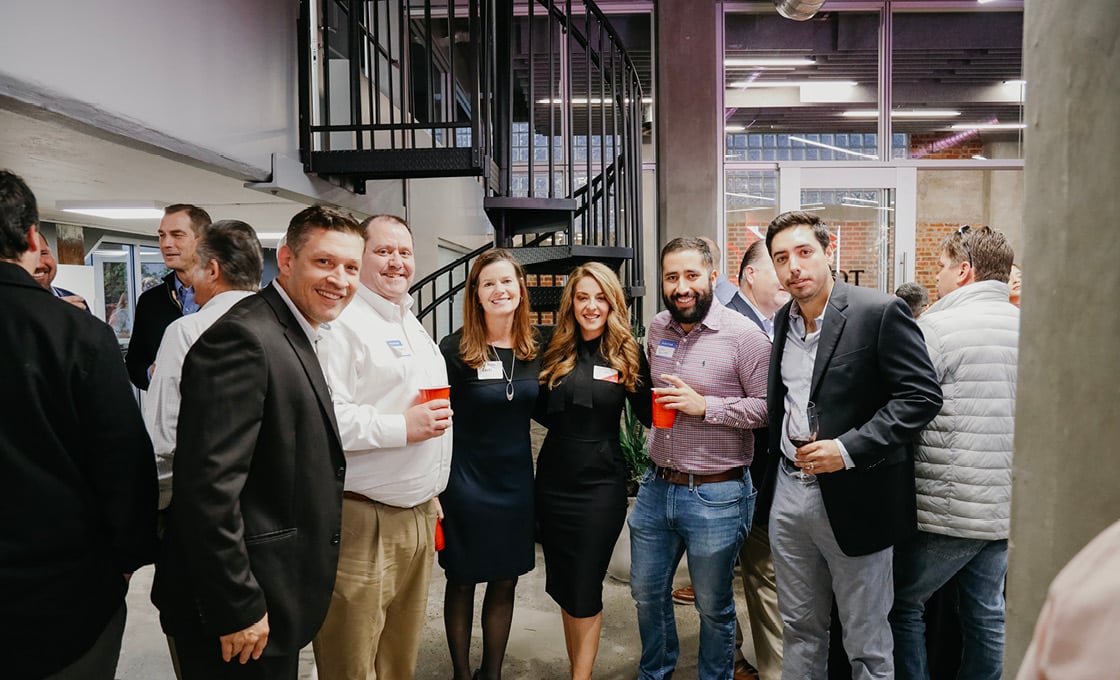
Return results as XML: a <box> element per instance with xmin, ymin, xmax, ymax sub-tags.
<box><xmin>724</xmin><ymin>11</ymin><xmax>880</xmax><ymax>161</ymax></box>
<box><xmin>891</xmin><ymin>11</ymin><xmax>1024</xmax><ymax>160</ymax></box>
<box><xmin>725</xmin><ymin>169</ymin><xmax>779</xmax><ymax>286</ymax></box>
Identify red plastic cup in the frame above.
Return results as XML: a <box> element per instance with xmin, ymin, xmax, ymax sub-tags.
<box><xmin>652</xmin><ymin>394</ymin><xmax>677</xmax><ymax>429</ymax></box>
<box><xmin>434</xmin><ymin>518</ymin><xmax>445</xmax><ymax>551</ymax></box>
<box><xmin>419</xmin><ymin>385</ymin><xmax>450</xmax><ymax>403</ymax></box>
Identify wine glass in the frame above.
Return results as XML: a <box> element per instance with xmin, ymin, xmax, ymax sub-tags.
<box><xmin>786</xmin><ymin>401</ymin><xmax>819</xmax><ymax>482</ymax></box>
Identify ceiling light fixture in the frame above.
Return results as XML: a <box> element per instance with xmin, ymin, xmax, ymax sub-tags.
<box><xmin>842</xmin><ymin>109</ymin><xmax>961</xmax><ymax>118</ymax></box>
<box><xmin>725</xmin><ymin>57</ymin><xmax>815</xmax><ymax>67</ymax></box>
<box><xmin>730</xmin><ymin>80</ymin><xmax>858</xmax><ymax>89</ymax></box>
<box><xmin>57</xmin><ymin>200</ymin><xmax>166</xmax><ymax>220</ymax></box>
<box><xmin>789</xmin><ymin>135</ymin><xmax>879</xmax><ymax>160</ymax></box>
<box><xmin>950</xmin><ymin>123</ymin><xmax>1027</xmax><ymax>130</ymax></box>
<box><xmin>726</xmin><ymin>124</ymin><xmax>746</xmax><ymax>132</ymax></box>
<box><xmin>727</xmin><ymin>192</ymin><xmax>776</xmax><ymax>202</ymax></box>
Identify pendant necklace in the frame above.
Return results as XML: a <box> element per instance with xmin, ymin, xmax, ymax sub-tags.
<box><xmin>494</xmin><ymin>346</ymin><xmax>516</xmax><ymax>401</ymax></box>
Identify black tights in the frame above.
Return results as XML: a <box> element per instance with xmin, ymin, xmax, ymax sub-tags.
<box><xmin>444</xmin><ymin>577</ymin><xmax>518</xmax><ymax>680</ymax></box>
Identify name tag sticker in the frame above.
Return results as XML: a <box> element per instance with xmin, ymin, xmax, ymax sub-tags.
<box><xmin>386</xmin><ymin>339</ymin><xmax>412</xmax><ymax>357</ymax></box>
<box><xmin>593</xmin><ymin>365</ymin><xmax>619</xmax><ymax>383</ymax></box>
<box><xmin>477</xmin><ymin>361</ymin><xmax>504</xmax><ymax>380</ymax></box>
<box><xmin>655</xmin><ymin>339</ymin><xmax>678</xmax><ymax>358</ymax></box>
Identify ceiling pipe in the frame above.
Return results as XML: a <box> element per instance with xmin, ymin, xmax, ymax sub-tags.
<box><xmin>774</xmin><ymin>0</ymin><xmax>827</xmax><ymax>21</ymax></box>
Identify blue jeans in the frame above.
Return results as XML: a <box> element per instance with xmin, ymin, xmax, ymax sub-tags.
<box><xmin>628</xmin><ymin>469</ymin><xmax>755</xmax><ymax>680</ymax></box>
<box><xmin>889</xmin><ymin>531</ymin><xmax>1007</xmax><ymax>680</ymax></box>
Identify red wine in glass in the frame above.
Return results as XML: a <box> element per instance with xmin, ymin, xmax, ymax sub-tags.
<box><xmin>787</xmin><ymin>401</ymin><xmax>820</xmax><ymax>481</ymax></box>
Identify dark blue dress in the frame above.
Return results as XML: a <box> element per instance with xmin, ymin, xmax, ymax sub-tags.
<box><xmin>438</xmin><ymin>330</ymin><xmax>543</xmax><ymax>584</ymax></box>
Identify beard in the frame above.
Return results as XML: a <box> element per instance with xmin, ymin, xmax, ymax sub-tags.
<box><xmin>663</xmin><ymin>284</ymin><xmax>714</xmax><ymax>326</ymax></box>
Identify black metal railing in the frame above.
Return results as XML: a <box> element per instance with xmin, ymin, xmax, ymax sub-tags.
<box><xmin>298</xmin><ymin>0</ymin><xmax>497</xmax><ymax>183</ymax></box>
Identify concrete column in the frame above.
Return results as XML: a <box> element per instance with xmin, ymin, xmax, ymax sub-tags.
<box><xmin>1005</xmin><ymin>1</ymin><xmax>1120</xmax><ymax>675</ymax></box>
<box><xmin>654</xmin><ymin>0</ymin><xmax>721</xmax><ymax>251</ymax></box>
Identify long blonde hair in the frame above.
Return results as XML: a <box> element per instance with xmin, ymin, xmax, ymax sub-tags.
<box><xmin>539</xmin><ymin>262</ymin><xmax>641</xmax><ymax>391</ymax></box>
<box><xmin>458</xmin><ymin>249</ymin><xmax>539</xmax><ymax>369</ymax></box>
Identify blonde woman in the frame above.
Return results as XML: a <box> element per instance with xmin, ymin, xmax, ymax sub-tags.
<box><xmin>438</xmin><ymin>249</ymin><xmax>548</xmax><ymax>680</ymax></box>
<box><xmin>535</xmin><ymin>262</ymin><xmax>651</xmax><ymax>679</ymax></box>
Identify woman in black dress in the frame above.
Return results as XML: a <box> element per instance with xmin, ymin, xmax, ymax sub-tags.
<box><xmin>535</xmin><ymin>262</ymin><xmax>651</xmax><ymax>679</ymax></box>
<box><xmin>439</xmin><ymin>249</ymin><xmax>545</xmax><ymax>680</ymax></box>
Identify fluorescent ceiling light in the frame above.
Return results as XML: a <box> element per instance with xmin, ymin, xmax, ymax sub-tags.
<box><xmin>1005</xmin><ymin>79</ymin><xmax>1027</xmax><ymax>86</ymax></box>
<box><xmin>789</xmin><ymin>135</ymin><xmax>879</xmax><ymax>160</ymax></box>
<box><xmin>256</xmin><ymin>232</ymin><xmax>286</xmax><ymax>241</ymax></box>
<box><xmin>841</xmin><ymin>196</ymin><xmax>880</xmax><ymax>205</ymax></box>
<box><xmin>726</xmin><ymin>124</ymin><xmax>746</xmax><ymax>132</ymax></box>
<box><xmin>729</xmin><ymin>80</ymin><xmax>857</xmax><ymax>89</ymax></box>
<box><xmin>842</xmin><ymin>109</ymin><xmax>961</xmax><ymax>118</ymax></box>
<box><xmin>57</xmin><ymin>200</ymin><xmax>166</xmax><ymax>220</ymax></box>
<box><xmin>726</xmin><ymin>192</ymin><xmax>775</xmax><ymax>202</ymax></box>
<box><xmin>537</xmin><ymin>97</ymin><xmax>653</xmax><ymax>105</ymax></box>
<box><xmin>950</xmin><ymin>123</ymin><xmax>1027</xmax><ymax>130</ymax></box>
<box><xmin>725</xmin><ymin>58</ymin><xmax>815</xmax><ymax>67</ymax></box>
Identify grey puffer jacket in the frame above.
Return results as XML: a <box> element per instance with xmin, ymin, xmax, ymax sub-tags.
<box><xmin>915</xmin><ymin>280</ymin><xmax>1019</xmax><ymax>540</ymax></box>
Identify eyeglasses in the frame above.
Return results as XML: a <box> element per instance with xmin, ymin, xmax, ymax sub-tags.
<box><xmin>956</xmin><ymin>225</ymin><xmax>973</xmax><ymax>267</ymax></box>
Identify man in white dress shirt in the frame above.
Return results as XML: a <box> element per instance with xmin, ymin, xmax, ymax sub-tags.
<box><xmin>313</xmin><ymin>214</ymin><xmax>453</xmax><ymax>680</ymax></box>
<box><xmin>143</xmin><ymin>219</ymin><xmax>263</xmax><ymax>510</ymax></box>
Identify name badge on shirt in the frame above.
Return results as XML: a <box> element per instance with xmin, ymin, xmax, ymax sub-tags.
<box><xmin>593</xmin><ymin>365</ymin><xmax>619</xmax><ymax>383</ymax></box>
<box><xmin>655</xmin><ymin>339</ymin><xmax>678</xmax><ymax>358</ymax></box>
<box><xmin>477</xmin><ymin>361</ymin><xmax>504</xmax><ymax>380</ymax></box>
<box><xmin>386</xmin><ymin>339</ymin><xmax>412</xmax><ymax>357</ymax></box>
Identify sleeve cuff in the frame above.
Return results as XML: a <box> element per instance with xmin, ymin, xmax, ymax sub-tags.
<box><xmin>836</xmin><ymin>439</ymin><xmax>855</xmax><ymax>469</ymax></box>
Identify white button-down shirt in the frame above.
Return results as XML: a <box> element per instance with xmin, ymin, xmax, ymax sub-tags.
<box><xmin>143</xmin><ymin>289</ymin><xmax>255</xmax><ymax>509</ymax></box>
<box><xmin>319</xmin><ymin>285</ymin><xmax>452</xmax><ymax>507</ymax></box>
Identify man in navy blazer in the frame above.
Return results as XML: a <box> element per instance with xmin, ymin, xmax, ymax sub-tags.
<box><xmin>152</xmin><ymin>206</ymin><xmax>365</xmax><ymax>679</ymax></box>
<box><xmin>756</xmin><ymin>211</ymin><xmax>941</xmax><ymax>679</ymax></box>
<box><xmin>0</xmin><ymin>169</ymin><xmax>158</xmax><ymax>679</ymax></box>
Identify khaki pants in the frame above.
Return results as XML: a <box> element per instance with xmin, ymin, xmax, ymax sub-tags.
<box><xmin>737</xmin><ymin>523</ymin><xmax>785</xmax><ymax>680</ymax></box>
<box><xmin>313</xmin><ymin>495</ymin><xmax>438</xmax><ymax>680</ymax></box>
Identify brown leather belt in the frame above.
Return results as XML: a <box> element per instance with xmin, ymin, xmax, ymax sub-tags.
<box><xmin>343</xmin><ymin>490</ymin><xmax>374</xmax><ymax>504</ymax></box>
<box><xmin>654</xmin><ymin>465</ymin><xmax>744</xmax><ymax>487</ymax></box>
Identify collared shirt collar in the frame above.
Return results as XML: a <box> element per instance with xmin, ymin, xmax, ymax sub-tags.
<box><xmin>736</xmin><ymin>290</ymin><xmax>775</xmax><ymax>336</ymax></box>
<box><xmin>273</xmin><ymin>281</ymin><xmax>323</xmax><ymax>345</ymax></box>
<box><xmin>788</xmin><ymin>287</ymin><xmax>833</xmax><ymax>339</ymax></box>
<box><xmin>356</xmin><ymin>283</ymin><xmax>413</xmax><ymax>320</ymax></box>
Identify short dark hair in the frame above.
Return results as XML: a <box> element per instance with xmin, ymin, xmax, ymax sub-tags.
<box><xmin>286</xmin><ymin>205</ymin><xmax>364</xmax><ymax>255</ymax></box>
<box><xmin>661</xmin><ymin>237</ymin><xmax>714</xmax><ymax>271</ymax></box>
<box><xmin>360</xmin><ymin>214</ymin><xmax>412</xmax><ymax>236</ymax></box>
<box><xmin>765</xmin><ymin>211</ymin><xmax>831</xmax><ymax>255</ymax></box>
<box><xmin>894</xmin><ymin>282</ymin><xmax>929</xmax><ymax>318</ymax></box>
<box><xmin>940</xmin><ymin>225</ymin><xmax>1014</xmax><ymax>284</ymax></box>
<box><xmin>164</xmin><ymin>204</ymin><xmax>212</xmax><ymax>236</ymax></box>
<box><xmin>0</xmin><ymin>170</ymin><xmax>38</xmax><ymax>260</ymax></box>
<box><xmin>196</xmin><ymin>220</ymin><xmax>264</xmax><ymax>291</ymax></box>
<box><xmin>738</xmin><ymin>239</ymin><xmax>769</xmax><ymax>281</ymax></box>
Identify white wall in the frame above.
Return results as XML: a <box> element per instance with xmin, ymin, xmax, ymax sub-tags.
<box><xmin>0</xmin><ymin>0</ymin><xmax>300</xmax><ymax>179</ymax></box>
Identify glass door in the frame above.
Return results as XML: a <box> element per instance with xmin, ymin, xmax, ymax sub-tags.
<box><xmin>779</xmin><ymin>166</ymin><xmax>917</xmax><ymax>293</ymax></box>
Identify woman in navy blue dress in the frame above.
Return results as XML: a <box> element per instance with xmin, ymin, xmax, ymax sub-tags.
<box><xmin>535</xmin><ymin>262</ymin><xmax>651</xmax><ymax>679</ymax></box>
<box><xmin>439</xmin><ymin>249</ymin><xmax>546</xmax><ymax>680</ymax></box>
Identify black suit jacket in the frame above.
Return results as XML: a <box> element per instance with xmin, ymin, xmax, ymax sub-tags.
<box><xmin>725</xmin><ymin>290</ymin><xmax>769</xmax><ymax>335</ymax></box>
<box><xmin>126</xmin><ymin>272</ymin><xmax>183</xmax><ymax>389</ymax></box>
<box><xmin>152</xmin><ymin>283</ymin><xmax>346</xmax><ymax>654</ymax></box>
<box><xmin>0</xmin><ymin>262</ymin><xmax>157</xmax><ymax>678</ymax></box>
<box><xmin>756</xmin><ymin>280</ymin><xmax>942</xmax><ymax>556</ymax></box>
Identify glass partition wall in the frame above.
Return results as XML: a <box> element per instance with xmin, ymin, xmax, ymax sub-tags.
<box><xmin>722</xmin><ymin>1</ymin><xmax>1024</xmax><ymax>299</ymax></box>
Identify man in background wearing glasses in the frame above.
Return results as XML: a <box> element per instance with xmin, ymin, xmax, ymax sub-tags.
<box><xmin>889</xmin><ymin>225</ymin><xmax>1020</xmax><ymax>680</ymax></box>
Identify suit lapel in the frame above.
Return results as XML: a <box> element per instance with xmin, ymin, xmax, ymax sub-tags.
<box><xmin>810</xmin><ymin>279</ymin><xmax>849</xmax><ymax>398</ymax></box>
<box><xmin>261</xmin><ymin>285</ymin><xmax>343</xmax><ymax>448</ymax></box>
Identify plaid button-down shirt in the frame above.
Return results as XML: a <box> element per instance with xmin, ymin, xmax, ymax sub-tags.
<box><xmin>647</xmin><ymin>300</ymin><xmax>771</xmax><ymax>474</ymax></box>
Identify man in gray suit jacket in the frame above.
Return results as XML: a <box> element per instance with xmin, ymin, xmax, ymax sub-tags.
<box><xmin>153</xmin><ymin>206</ymin><xmax>365</xmax><ymax>679</ymax></box>
<box><xmin>756</xmin><ymin>211</ymin><xmax>942</xmax><ymax>680</ymax></box>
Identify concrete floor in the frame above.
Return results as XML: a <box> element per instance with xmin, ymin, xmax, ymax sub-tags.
<box><xmin>116</xmin><ymin>544</ymin><xmax>735</xmax><ymax>679</ymax></box>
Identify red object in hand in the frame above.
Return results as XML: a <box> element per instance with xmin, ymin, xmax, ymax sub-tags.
<box><xmin>434</xmin><ymin>518</ymin><xmax>445</xmax><ymax>551</ymax></box>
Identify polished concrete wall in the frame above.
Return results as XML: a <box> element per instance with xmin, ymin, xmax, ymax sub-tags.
<box><xmin>1005</xmin><ymin>0</ymin><xmax>1120</xmax><ymax>674</ymax></box>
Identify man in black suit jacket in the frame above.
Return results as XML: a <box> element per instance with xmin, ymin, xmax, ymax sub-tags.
<box><xmin>757</xmin><ymin>211</ymin><xmax>941</xmax><ymax>679</ymax></box>
<box><xmin>152</xmin><ymin>206</ymin><xmax>366</xmax><ymax>679</ymax></box>
<box><xmin>0</xmin><ymin>170</ymin><xmax>158</xmax><ymax>679</ymax></box>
